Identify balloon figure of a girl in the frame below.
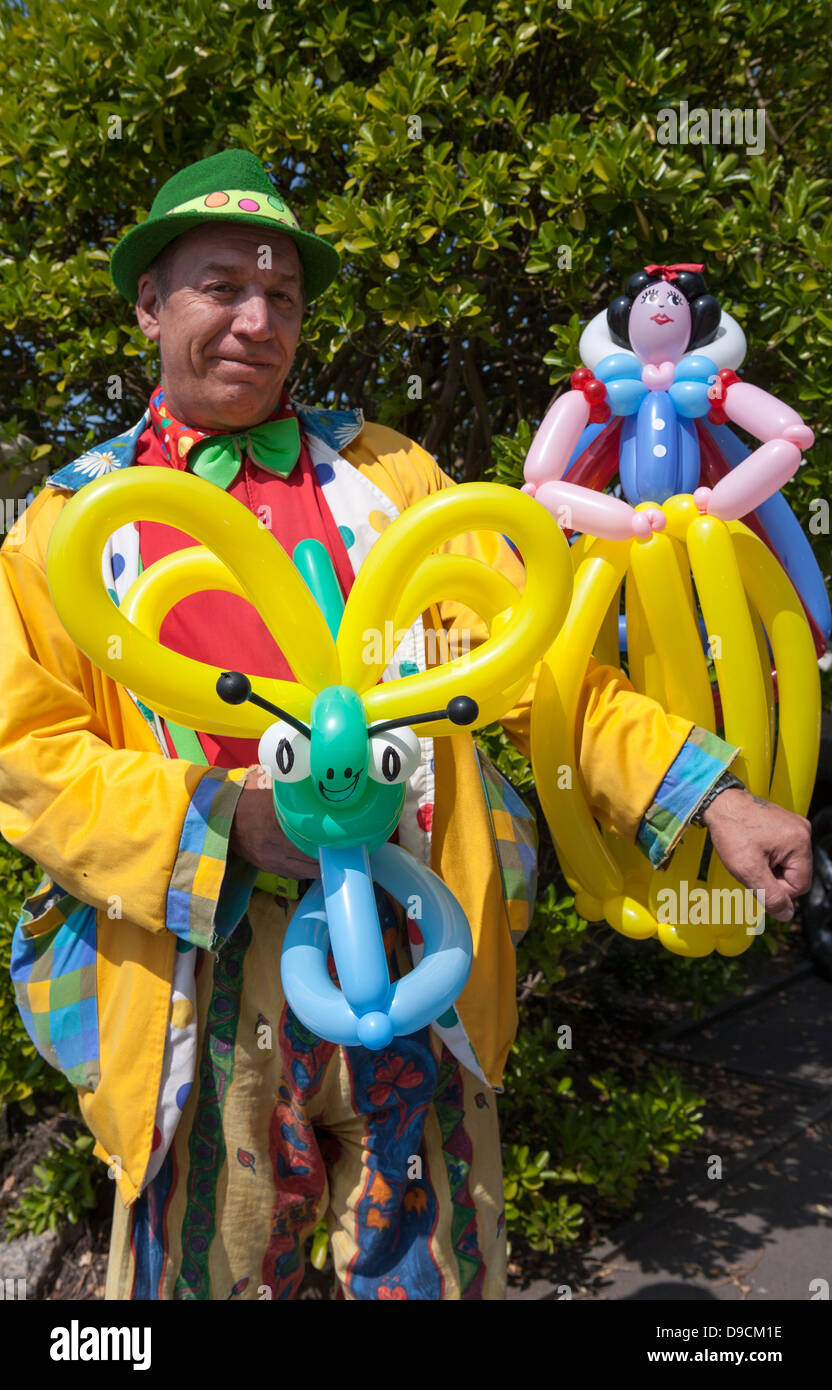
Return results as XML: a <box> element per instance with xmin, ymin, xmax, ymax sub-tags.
<box><xmin>523</xmin><ymin>264</ymin><xmax>824</xmax><ymax>958</ymax></box>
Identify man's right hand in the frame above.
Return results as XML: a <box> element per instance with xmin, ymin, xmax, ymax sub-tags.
<box><xmin>229</xmin><ymin>767</ymin><xmax>321</xmax><ymax>879</ymax></box>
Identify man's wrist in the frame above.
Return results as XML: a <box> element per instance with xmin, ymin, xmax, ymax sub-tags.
<box><xmin>691</xmin><ymin>770</ymin><xmax>746</xmax><ymax>827</ymax></box>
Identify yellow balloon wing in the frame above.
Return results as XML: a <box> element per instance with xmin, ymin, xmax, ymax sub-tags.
<box><xmin>46</xmin><ymin>466</ymin><xmax>338</xmax><ymax>736</ymax></box>
<box><xmin>121</xmin><ymin>547</ymin><xmax>248</xmax><ymax>637</ymax></box>
<box><xmin>336</xmin><ymin>484</ymin><xmax>573</xmax><ymax>738</ymax></box>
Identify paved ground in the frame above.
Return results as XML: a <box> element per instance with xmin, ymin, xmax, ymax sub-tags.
<box><xmin>508</xmin><ymin>964</ymin><xmax>832</xmax><ymax>1301</ymax></box>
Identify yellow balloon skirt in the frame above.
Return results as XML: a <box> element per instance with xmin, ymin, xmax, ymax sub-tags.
<box><xmin>531</xmin><ymin>495</ymin><xmax>820</xmax><ymax>957</ymax></box>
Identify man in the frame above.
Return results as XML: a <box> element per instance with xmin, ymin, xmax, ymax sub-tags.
<box><xmin>0</xmin><ymin>150</ymin><xmax>813</xmax><ymax>1301</ymax></box>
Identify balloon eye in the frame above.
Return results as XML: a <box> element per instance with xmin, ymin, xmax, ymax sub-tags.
<box><xmin>258</xmin><ymin>720</ymin><xmax>310</xmax><ymax>783</ymax></box>
<box><xmin>368</xmin><ymin>727</ymin><xmax>421</xmax><ymax>785</ymax></box>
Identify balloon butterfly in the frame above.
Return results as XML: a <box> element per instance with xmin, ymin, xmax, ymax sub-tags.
<box><xmin>46</xmin><ymin>467</ymin><xmax>570</xmax><ymax>1047</ymax></box>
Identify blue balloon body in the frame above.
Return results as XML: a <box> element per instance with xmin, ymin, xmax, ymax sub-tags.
<box><xmin>281</xmin><ymin>842</ymin><xmax>474</xmax><ymax>1048</ymax></box>
<box><xmin>620</xmin><ymin>392</ymin><xmax>701</xmax><ymax>505</ymax></box>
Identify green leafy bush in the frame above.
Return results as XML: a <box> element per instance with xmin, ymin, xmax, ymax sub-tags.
<box><xmin>501</xmin><ymin>1053</ymin><xmax>704</xmax><ymax>1254</ymax></box>
<box><xmin>2</xmin><ymin>1132</ymin><xmax>100</xmax><ymax>1238</ymax></box>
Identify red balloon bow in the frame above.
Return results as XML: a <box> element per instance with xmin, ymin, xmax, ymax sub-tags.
<box><xmin>643</xmin><ymin>262</ymin><xmax>704</xmax><ymax>282</ymax></box>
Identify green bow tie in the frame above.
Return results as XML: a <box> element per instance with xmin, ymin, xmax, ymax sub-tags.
<box><xmin>187</xmin><ymin>416</ymin><xmax>301</xmax><ymax>489</ymax></box>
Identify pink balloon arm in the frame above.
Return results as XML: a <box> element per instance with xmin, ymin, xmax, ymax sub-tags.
<box><xmin>524</xmin><ymin>390</ymin><xmax>591</xmax><ymax>486</ymax></box>
<box><xmin>699</xmin><ymin>438</ymin><xmax>802</xmax><ymax>520</ymax></box>
<box><xmin>534</xmin><ymin>480</ymin><xmax>666</xmax><ymax>540</ymax></box>
<box><xmin>723</xmin><ymin>382</ymin><xmax>814</xmax><ymax>449</ymax></box>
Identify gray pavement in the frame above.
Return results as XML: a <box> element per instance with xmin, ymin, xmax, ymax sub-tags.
<box><xmin>508</xmin><ymin>965</ymin><xmax>832</xmax><ymax>1301</ymax></box>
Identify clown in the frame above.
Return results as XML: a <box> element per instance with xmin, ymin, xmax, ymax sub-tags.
<box><xmin>0</xmin><ymin>172</ymin><xmax>814</xmax><ymax>1303</ymax></box>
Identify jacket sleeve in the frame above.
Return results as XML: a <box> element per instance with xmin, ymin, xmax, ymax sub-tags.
<box><xmin>343</xmin><ymin>424</ymin><xmax>739</xmax><ymax>869</ymax></box>
<box><xmin>0</xmin><ymin>488</ymin><xmax>250</xmax><ymax>949</ymax></box>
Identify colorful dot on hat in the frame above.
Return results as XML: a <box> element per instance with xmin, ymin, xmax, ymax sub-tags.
<box><xmin>416</xmin><ymin>803</ymin><xmax>433</xmax><ymax>832</ymax></box>
<box><xmin>436</xmin><ymin>1006</ymin><xmax>458</xmax><ymax>1028</ymax></box>
<box><xmin>151</xmin><ymin>1125</ymin><xmax>162</xmax><ymax>1152</ymax></box>
<box><xmin>176</xmin><ymin>1082</ymin><xmax>192</xmax><ymax>1110</ymax></box>
<box><xmin>238</xmin><ymin>198</ymin><xmax>260</xmax><ymax>212</ymax></box>
<box><xmin>368</xmin><ymin>510</ymin><xmax>391</xmax><ymax>533</ymax></box>
<box><xmin>112</xmin><ymin>552</ymin><xmax>125</xmax><ymax>580</ymax></box>
<box><xmin>204</xmin><ymin>191</ymin><xmax>230</xmax><ymax>207</ymax></box>
<box><xmin>399</xmin><ymin>659</ymin><xmax>419</xmax><ymax>678</ymax></box>
<box><xmin>107</xmin><ymin>587</ymin><xmax>118</xmax><ymax>605</ymax></box>
<box><xmin>315</xmin><ymin>463</ymin><xmax>335</xmax><ymax>484</ymax></box>
<box><xmin>178</xmin><ymin>436</ymin><xmax>194</xmax><ymax>457</ymax></box>
<box><xmin>268</xmin><ymin>194</ymin><xmax>286</xmax><ymax>211</ymax></box>
<box><xmin>338</xmin><ymin>525</ymin><xmax>355</xmax><ymax>548</ymax></box>
<box><xmin>407</xmin><ymin>917</ymin><xmax>424</xmax><ymax>946</ymax></box>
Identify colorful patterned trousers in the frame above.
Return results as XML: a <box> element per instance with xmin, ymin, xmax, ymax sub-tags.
<box><xmin>105</xmin><ymin>886</ymin><xmax>507</xmax><ymax>1300</ymax></box>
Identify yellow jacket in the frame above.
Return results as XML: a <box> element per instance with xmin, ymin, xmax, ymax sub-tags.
<box><xmin>0</xmin><ymin>406</ymin><xmax>726</xmax><ymax>1206</ymax></box>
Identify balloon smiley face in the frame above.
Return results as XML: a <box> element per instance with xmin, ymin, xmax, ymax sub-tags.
<box><xmin>258</xmin><ymin>684</ymin><xmax>421</xmax><ymax>856</ymax></box>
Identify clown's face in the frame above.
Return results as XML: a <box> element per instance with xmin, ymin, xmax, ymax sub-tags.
<box><xmin>135</xmin><ymin>223</ymin><xmax>304</xmax><ymax>431</ymax></box>
<box><xmin>628</xmin><ymin>281</ymin><xmax>691</xmax><ymax>365</ymax></box>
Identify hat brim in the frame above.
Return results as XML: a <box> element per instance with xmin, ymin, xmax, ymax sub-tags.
<box><xmin>110</xmin><ymin>210</ymin><xmax>340</xmax><ymax>304</ymax></box>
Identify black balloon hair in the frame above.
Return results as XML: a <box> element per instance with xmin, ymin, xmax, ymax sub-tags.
<box><xmin>607</xmin><ymin>268</ymin><xmax>721</xmax><ymax>353</ymax></box>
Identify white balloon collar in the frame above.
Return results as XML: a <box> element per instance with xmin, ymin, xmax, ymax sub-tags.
<box><xmin>578</xmin><ymin>307</ymin><xmax>747</xmax><ymax>374</ymax></box>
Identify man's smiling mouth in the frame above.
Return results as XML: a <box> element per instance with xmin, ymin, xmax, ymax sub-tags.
<box><xmin>214</xmin><ymin>357</ymin><xmax>276</xmax><ymax>368</ymax></box>
<box><xmin>318</xmin><ymin>773</ymin><xmax>360</xmax><ymax>802</ymax></box>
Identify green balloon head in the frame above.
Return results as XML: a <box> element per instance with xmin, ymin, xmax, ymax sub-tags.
<box><xmin>258</xmin><ymin>684</ymin><xmax>420</xmax><ymax>856</ymax></box>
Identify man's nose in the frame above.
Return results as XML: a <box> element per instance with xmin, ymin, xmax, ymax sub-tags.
<box><xmin>231</xmin><ymin>290</ymin><xmax>273</xmax><ymax>336</ymax></box>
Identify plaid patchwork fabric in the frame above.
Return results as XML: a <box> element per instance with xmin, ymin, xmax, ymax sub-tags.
<box><xmin>476</xmin><ymin>752</ymin><xmax>539</xmax><ymax>948</ymax></box>
<box><xmin>636</xmin><ymin>725</ymin><xmax>740</xmax><ymax>869</ymax></box>
<box><xmin>167</xmin><ymin>765</ymin><xmax>259</xmax><ymax>951</ymax></box>
<box><xmin>163</xmin><ymin>722</ymin><xmax>299</xmax><ymax>926</ymax></box>
<box><xmin>11</xmin><ymin>880</ymin><xmax>100</xmax><ymax>1089</ymax></box>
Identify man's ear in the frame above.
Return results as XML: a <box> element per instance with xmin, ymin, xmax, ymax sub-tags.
<box><xmin>136</xmin><ymin>274</ymin><xmax>162</xmax><ymax>342</ymax></box>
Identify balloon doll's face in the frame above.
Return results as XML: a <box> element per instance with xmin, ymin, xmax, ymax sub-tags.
<box><xmin>257</xmin><ymin>685</ymin><xmax>421</xmax><ymax>855</ymax></box>
<box><xmin>628</xmin><ymin>281</ymin><xmax>691</xmax><ymax>365</ymax></box>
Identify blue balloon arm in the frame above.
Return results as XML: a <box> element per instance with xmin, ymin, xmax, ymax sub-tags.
<box><xmin>280</xmin><ymin>844</ymin><xmax>473</xmax><ymax>1049</ymax></box>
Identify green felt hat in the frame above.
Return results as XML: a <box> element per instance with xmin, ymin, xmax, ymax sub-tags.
<box><xmin>110</xmin><ymin>149</ymin><xmax>340</xmax><ymax>304</ymax></box>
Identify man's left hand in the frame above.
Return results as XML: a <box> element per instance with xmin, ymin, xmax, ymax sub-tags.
<box><xmin>700</xmin><ymin>788</ymin><xmax>814</xmax><ymax>922</ymax></box>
